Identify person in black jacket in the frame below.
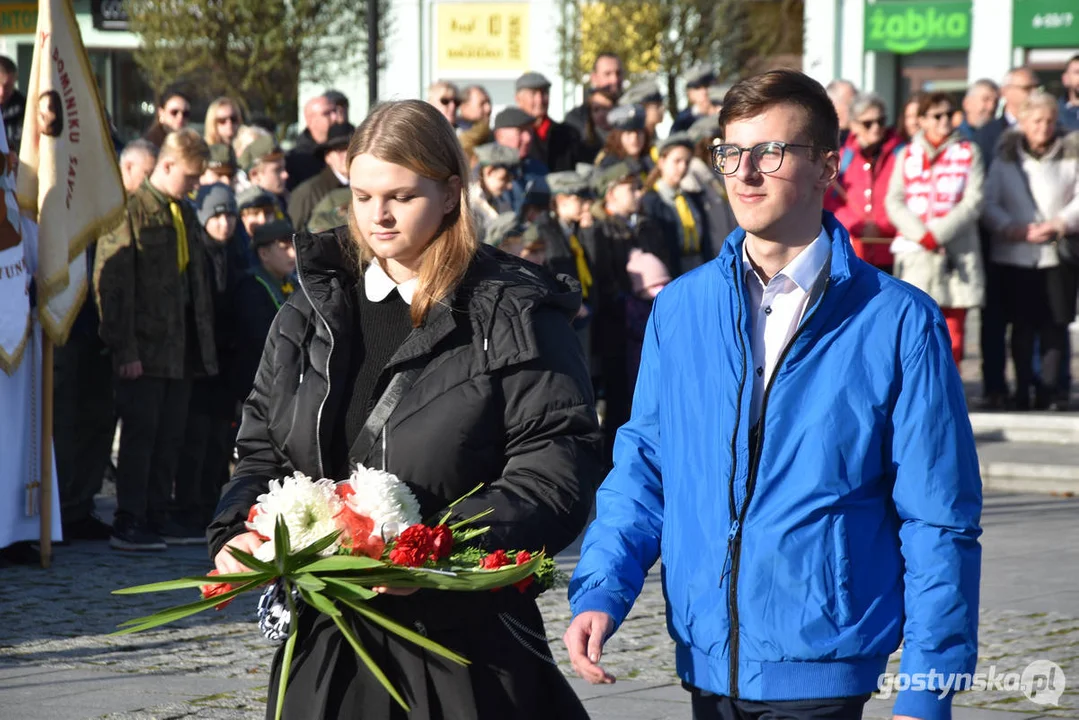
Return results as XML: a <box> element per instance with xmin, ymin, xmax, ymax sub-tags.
<box><xmin>515</xmin><ymin>71</ymin><xmax>581</xmax><ymax>172</ymax></box>
<box><xmin>640</xmin><ymin>133</ymin><xmax>713</xmax><ymax>277</ymax></box>
<box><xmin>208</xmin><ymin>99</ymin><xmax>602</xmax><ymax>720</ymax></box>
<box><xmin>288</xmin><ymin>122</ymin><xmax>353</xmax><ymax>230</ymax></box>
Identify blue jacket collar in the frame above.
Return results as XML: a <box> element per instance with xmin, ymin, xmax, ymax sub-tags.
<box><xmin>718</xmin><ymin>211</ymin><xmax>857</xmax><ymax>288</ymax></box>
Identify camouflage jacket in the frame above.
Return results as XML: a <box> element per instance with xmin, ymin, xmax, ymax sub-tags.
<box><xmin>93</xmin><ymin>180</ymin><xmax>218</xmax><ymax>379</ymax></box>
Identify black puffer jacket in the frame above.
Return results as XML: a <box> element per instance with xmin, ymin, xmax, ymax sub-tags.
<box><xmin>208</xmin><ymin>228</ymin><xmax>605</xmax><ymax>560</ymax></box>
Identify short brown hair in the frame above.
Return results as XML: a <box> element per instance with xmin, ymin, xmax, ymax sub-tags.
<box><xmin>917</xmin><ymin>92</ymin><xmax>955</xmax><ymax>117</ymax></box>
<box><xmin>346</xmin><ymin>100</ymin><xmax>476</xmax><ymax>328</ymax></box>
<box><xmin>718</xmin><ymin>70</ymin><xmax>839</xmax><ymax>152</ymax></box>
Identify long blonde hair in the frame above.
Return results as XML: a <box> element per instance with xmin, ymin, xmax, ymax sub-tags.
<box><xmin>346</xmin><ymin>100</ymin><xmax>477</xmax><ymax>327</ymax></box>
<box><xmin>203</xmin><ymin>97</ymin><xmax>244</xmax><ymax>146</ymax></box>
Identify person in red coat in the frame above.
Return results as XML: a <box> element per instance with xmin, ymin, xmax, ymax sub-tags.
<box><xmin>825</xmin><ymin>92</ymin><xmax>901</xmax><ymax>274</ymax></box>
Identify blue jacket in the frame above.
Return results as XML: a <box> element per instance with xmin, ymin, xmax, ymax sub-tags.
<box><xmin>569</xmin><ymin>213</ymin><xmax>982</xmax><ymax>720</ymax></box>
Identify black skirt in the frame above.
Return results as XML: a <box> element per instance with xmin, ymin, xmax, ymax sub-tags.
<box><xmin>266</xmin><ymin>588</ymin><xmax>589</xmax><ymax>720</ymax></box>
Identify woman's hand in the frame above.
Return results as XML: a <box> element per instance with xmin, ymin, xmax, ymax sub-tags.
<box><xmin>1027</xmin><ymin>222</ymin><xmax>1057</xmax><ymax>244</ymax></box>
<box><xmin>1005</xmin><ymin>225</ymin><xmax>1028</xmax><ymax>243</ymax></box>
<box><xmin>214</xmin><ymin>531</ymin><xmax>265</xmax><ymax>575</ymax></box>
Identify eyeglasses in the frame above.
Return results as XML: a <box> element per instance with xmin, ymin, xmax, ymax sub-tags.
<box><xmin>167</xmin><ymin>108</ymin><xmax>191</xmax><ymax>118</ymax></box>
<box><xmin>216</xmin><ymin>115</ymin><xmax>239</xmax><ymax>125</ymax></box>
<box><xmin>711</xmin><ymin>141</ymin><xmax>818</xmax><ymax>176</ymax></box>
<box><xmin>924</xmin><ymin>111</ymin><xmax>953</xmax><ymax>123</ymax></box>
<box><xmin>856</xmin><ymin>117</ymin><xmax>885</xmax><ymax>128</ymax></box>
<box><xmin>440</xmin><ymin>96</ymin><xmax>458</xmax><ymax>107</ymax></box>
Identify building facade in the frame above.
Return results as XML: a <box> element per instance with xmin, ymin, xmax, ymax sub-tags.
<box><xmin>804</xmin><ymin>0</ymin><xmax>1079</xmax><ymax>117</ymax></box>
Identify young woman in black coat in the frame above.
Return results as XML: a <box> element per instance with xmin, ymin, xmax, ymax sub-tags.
<box><xmin>207</xmin><ymin>99</ymin><xmax>604</xmax><ymax>720</ymax></box>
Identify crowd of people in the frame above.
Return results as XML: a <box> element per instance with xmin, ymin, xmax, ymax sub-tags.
<box><xmin>1</xmin><ymin>49</ymin><xmax>1076</xmax><ymax>559</ymax></box>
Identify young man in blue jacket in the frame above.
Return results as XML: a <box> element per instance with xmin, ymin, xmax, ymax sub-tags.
<box><xmin>564</xmin><ymin>70</ymin><xmax>982</xmax><ymax>720</ymax></box>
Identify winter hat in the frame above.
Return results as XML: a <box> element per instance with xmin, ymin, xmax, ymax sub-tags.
<box><xmin>195</xmin><ymin>183</ymin><xmax>237</xmax><ymax>227</ymax></box>
<box><xmin>626</xmin><ymin>249</ymin><xmax>671</xmax><ymax>298</ymax></box>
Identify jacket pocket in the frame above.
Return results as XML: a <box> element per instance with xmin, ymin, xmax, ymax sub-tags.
<box><xmin>831</xmin><ymin>517</ymin><xmax>854</xmax><ymax>626</ymax></box>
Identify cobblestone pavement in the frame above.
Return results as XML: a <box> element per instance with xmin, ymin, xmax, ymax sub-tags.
<box><xmin>1</xmin><ymin>491</ymin><xmax>1076</xmax><ymax>718</ymax></box>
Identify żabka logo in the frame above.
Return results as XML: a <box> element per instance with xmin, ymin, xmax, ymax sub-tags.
<box><xmin>866</xmin><ymin>5</ymin><xmax>970</xmax><ymax>54</ymax></box>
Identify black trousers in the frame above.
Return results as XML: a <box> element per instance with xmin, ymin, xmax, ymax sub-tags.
<box><xmin>175</xmin><ymin>377</ymin><xmax>234</xmax><ymax>528</ymax></box>
<box><xmin>114</xmin><ymin>376</ymin><xmax>192</xmax><ymax>527</ymax></box>
<box><xmin>981</xmin><ymin>260</ymin><xmax>1009</xmax><ymax>397</ymax></box>
<box><xmin>53</xmin><ymin>333</ymin><xmax>115</xmax><ymax>524</ymax></box>
<box><xmin>690</xmin><ymin>688</ymin><xmax>872</xmax><ymax>720</ymax></box>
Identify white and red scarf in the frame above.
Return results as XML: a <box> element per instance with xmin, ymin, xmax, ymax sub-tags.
<box><xmin>899</xmin><ymin>139</ymin><xmax>975</xmax><ymax>225</ymax></box>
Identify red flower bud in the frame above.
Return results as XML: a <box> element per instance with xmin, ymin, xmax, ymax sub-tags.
<box><xmin>199</xmin><ymin>569</ymin><xmax>235</xmax><ymax>610</ymax></box>
<box><xmin>431</xmin><ymin>524</ymin><xmax>454</xmax><ymax>561</ymax></box>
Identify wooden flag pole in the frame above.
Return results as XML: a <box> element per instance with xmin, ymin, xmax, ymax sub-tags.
<box><xmin>39</xmin><ymin>334</ymin><xmax>53</xmax><ymax>569</ymax></box>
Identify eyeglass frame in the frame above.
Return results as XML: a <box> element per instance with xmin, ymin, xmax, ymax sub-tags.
<box><xmin>710</xmin><ymin>141</ymin><xmax>823</xmax><ymax>176</ymax></box>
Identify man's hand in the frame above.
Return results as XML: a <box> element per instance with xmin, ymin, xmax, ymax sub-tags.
<box><xmin>117</xmin><ymin>360</ymin><xmax>143</xmax><ymax>380</ymax></box>
<box><xmin>214</xmin><ymin>531</ymin><xmax>265</xmax><ymax>575</ymax></box>
<box><xmin>563</xmin><ymin>611</ymin><xmax>616</xmax><ymax>684</ymax></box>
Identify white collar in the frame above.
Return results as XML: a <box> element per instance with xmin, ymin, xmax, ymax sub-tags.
<box><xmin>364</xmin><ymin>261</ymin><xmax>417</xmax><ymax>305</ymax></box>
<box><xmin>331</xmin><ymin>166</ymin><xmax>349</xmax><ymax>185</ymax></box>
<box><xmin>743</xmin><ymin>226</ymin><xmax>830</xmax><ymax>291</ymax></box>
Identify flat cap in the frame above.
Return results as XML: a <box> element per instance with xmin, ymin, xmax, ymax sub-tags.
<box><xmin>251</xmin><ymin>218</ymin><xmax>295</xmax><ymax>249</ymax></box>
<box><xmin>518</xmin><ymin>177</ymin><xmax>551</xmax><ymax>209</ymax></box>
<box><xmin>708</xmin><ymin>83</ymin><xmax>733</xmax><ymax>106</ymax></box>
<box><xmin>474</xmin><ymin>142</ymin><xmax>521</xmax><ymax>168</ymax></box>
<box><xmin>195</xmin><ymin>182</ymin><xmax>237</xmax><ymax>227</ymax></box>
<box><xmin>546</xmin><ymin>170</ymin><xmax>591</xmax><ymax>197</ymax></box>
<box><xmin>592</xmin><ymin>161</ymin><xmax>637</xmax><ymax>196</ymax></box>
<box><xmin>687</xmin><ymin>115</ymin><xmax>720</xmax><ymax>143</ymax></box>
<box><xmin>657</xmin><ymin>132</ymin><xmax>695</xmax><ymax>154</ymax></box>
<box><xmin>207</xmin><ymin>143</ymin><xmax>237</xmax><ymax>171</ymax></box>
<box><xmin>493</xmin><ymin>107</ymin><xmax>535</xmax><ymax>130</ymax></box>
<box><xmin>685</xmin><ymin>63</ymin><xmax>716</xmax><ymax>89</ymax></box>
<box><xmin>484</xmin><ymin>211</ymin><xmax>526</xmax><ymax>247</ymax></box>
<box><xmin>608</xmin><ymin>104</ymin><xmax>645</xmax><ymax>132</ymax></box>
<box><xmin>317</xmin><ymin>123</ymin><xmax>355</xmax><ymax>158</ymax></box>
<box><xmin>236</xmin><ymin>185</ymin><xmax>277</xmax><ymax>212</ymax></box>
<box><xmin>240</xmin><ymin>134</ymin><xmax>283</xmax><ymax>173</ymax></box>
<box><xmin>621</xmin><ymin>80</ymin><xmax>663</xmax><ymax>107</ymax></box>
<box><xmin>515</xmin><ymin>72</ymin><xmax>551</xmax><ymax>92</ymax></box>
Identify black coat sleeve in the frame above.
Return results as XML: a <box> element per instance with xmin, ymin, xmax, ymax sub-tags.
<box><xmin>207</xmin><ymin>305</ymin><xmax>287</xmax><ymax>560</ymax></box>
<box><xmin>445</xmin><ymin>307</ymin><xmax>605</xmax><ymax>556</ymax></box>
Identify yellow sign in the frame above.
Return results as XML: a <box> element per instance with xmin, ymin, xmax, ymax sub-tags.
<box><xmin>0</xmin><ymin>4</ymin><xmax>36</xmax><ymax>35</ymax></box>
<box><xmin>436</xmin><ymin>3</ymin><xmax>529</xmax><ymax>72</ymax></box>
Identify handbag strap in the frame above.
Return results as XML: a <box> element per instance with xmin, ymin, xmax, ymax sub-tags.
<box><xmin>347</xmin><ymin>365</ymin><xmax>425</xmax><ymax>470</ymax></box>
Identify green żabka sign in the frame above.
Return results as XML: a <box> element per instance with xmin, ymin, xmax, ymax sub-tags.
<box><xmin>865</xmin><ymin>1</ymin><xmax>973</xmax><ymax>54</ymax></box>
<box><xmin>1012</xmin><ymin>0</ymin><xmax>1078</xmax><ymax>48</ymax></box>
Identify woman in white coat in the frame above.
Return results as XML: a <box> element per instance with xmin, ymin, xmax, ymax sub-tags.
<box><xmin>981</xmin><ymin>92</ymin><xmax>1079</xmax><ymax>410</ymax></box>
<box><xmin>886</xmin><ymin>90</ymin><xmax>985</xmax><ymax>369</ymax></box>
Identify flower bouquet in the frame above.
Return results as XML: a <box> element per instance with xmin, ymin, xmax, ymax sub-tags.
<box><xmin>112</xmin><ymin>467</ymin><xmax>556</xmax><ymax>718</ymax></box>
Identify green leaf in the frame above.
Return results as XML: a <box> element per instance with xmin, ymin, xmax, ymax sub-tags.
<box><xmin>292</xmin><ymin>573</ymin><xmax>326</xmax><ymax>592</ymax></box>
<box><xmin>331</xmin><ymin>613</ymin><xmax>411</xmax><ymax>711</ymax></box>
<box><xmin>113</xmin><ymin>571</ymin><xmax>268</xmax><ymax>595</ymax></box>
<box><xmin>298</xmin><ymin>587</ymin><xmax>341</xmax><ymax>618</ymax></box>
<box><xmin>448</xmin><ymin>508</ymin><xmax>494</xmax><ymax>532</ymax></box>
<box><xmin>434</xmin><ymin>482</ymin><xmax>487</xmax><ymax>525</ymax></box>
<box><xmin>226</xmin><ymin>546</ymin><xmax>278</xmax><ymax>574</ymax></box>
<box><xmin>111</xmin><ymin>579</ymin><xmax>264</xmax><ymax>635</ymax></box>
<box><xmin>321</xmin><ymin>576</ymin><xmax>379</xmax><ymax>601</ymax></box>
<box><xmin>274</xmin><ymin>516</ymin><xmax>291</xmax><ymax>573</ymax></box>
<box><xmin>289</xmin><ymin>529</ymin><xmax>343</xmax><ymax>561</ymax></box>
<box><xmin>326</xmin><ymin>588</ymin><xmax>469</xmax><ymax>666</ymax></box>
<box><xmin>300</xmin><ymin>555</ymin><xmax>386</xmax><ymax>573</ymax></box>
<box><xmin>274</xmin><ymin>586</ymin><xmax>299</xmax><ymax>720</ymax></box>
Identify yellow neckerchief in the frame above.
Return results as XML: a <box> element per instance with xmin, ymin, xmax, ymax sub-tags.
<box><xmin>673</xmin><ymin>191</ymin><xmax>700</xmax><ymax>255</ymax></box>
<box><xmin>568</xmin><ymin>232</ymin><xmax>593</xmax><ymax>300</ymax></box>
<box><xmin>281</xmin><ymin>279</ymin><xmax>295</xmax><ymax>295</ymax></box>
<box><xmin>650</xmin><ymin>145</ymin><xmax>659</xmax><ymax>164</ymax></box>
<box><xmin>168</xmin><ymin>200</ymin><xmax>190</xmax><ymax>273</ymax></box>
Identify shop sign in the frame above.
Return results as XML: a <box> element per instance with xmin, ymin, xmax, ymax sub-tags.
<box><xmin>0</xmin><ymin>3</ymin><xmax>37</xmax><ymax>36</ymax></box>
<box><xmin>436</xmin><ymin>3</ymin><xmax>529</xmax><ymax>73</ymax></box>
<box><xmin>864</xmin><ymin>1</ymin><xmax>973</xmax><ymax>54</ymax></box>
<box><xmin>1012</xmin><ymin>0</ymin><xmax>1077</xmax><ymax>48</ymax></box>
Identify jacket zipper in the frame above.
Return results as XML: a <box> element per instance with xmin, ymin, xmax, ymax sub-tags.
<box><xmin>725</xmin><ymin>274</ymin><xmax>831</xmax><ymax>699</ymax></box>
<box><xmin>293</xmin><ymin>235</ymin><xmax>333</xmax><ymax>479</ymax></box>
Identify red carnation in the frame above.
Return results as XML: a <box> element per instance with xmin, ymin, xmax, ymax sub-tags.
<box><xmin>335</xmin><ymin>507</ymin><xmax>385</xmax><ymax>559</ymax></box>
<box><xmin>431</xmin><ymin>524</ymin><xmax>454</xmax><ymax>561</ymax></box>
<box><xmin>245</xmin><ymin>505</ymin><xmax>270</xmax><ymax>541</ymax></box>
<box><xmin>481</xmin><ymin>549</ymin><xmax>510</xmax><ymax>569</ymax></box>
<box><xmin>389</xmin><ymin>525</ymin><xmax>435</xmax><ymax>567</ymax></box>
<box><xmin>336</xmin><ymin>483</ymin><xmax>356</xmax><ymax>500</ymax></box>
<box><xmin>199</xmin><ymin>569</ymin><xmax>235</xmax><ymax>610</ymax></box>
<box><xmin>513</xmin><ymin>551</ymin><xmax>534</xmax><ymax>593</ymax></box>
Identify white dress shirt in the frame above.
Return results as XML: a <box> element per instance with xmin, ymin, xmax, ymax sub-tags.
<box><xmin>743</xmin><ymin>228</ymin><xmax>830</xmax><ymax>424</ymax></box>
<box><xmin>364</xmin><ymin>260</ymin><xmax>417</xmax><ymax>305</ymax></box>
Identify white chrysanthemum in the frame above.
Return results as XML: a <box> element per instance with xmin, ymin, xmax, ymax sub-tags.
<box><xmin>247</xmin><ymin>472</ymin><xmax>343</xmax><ymax>562</ymax></box>
<box><xmin>339</xmin><ymin>465</ymin><xmax>422</xmax><ymax>540</ymax></box>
